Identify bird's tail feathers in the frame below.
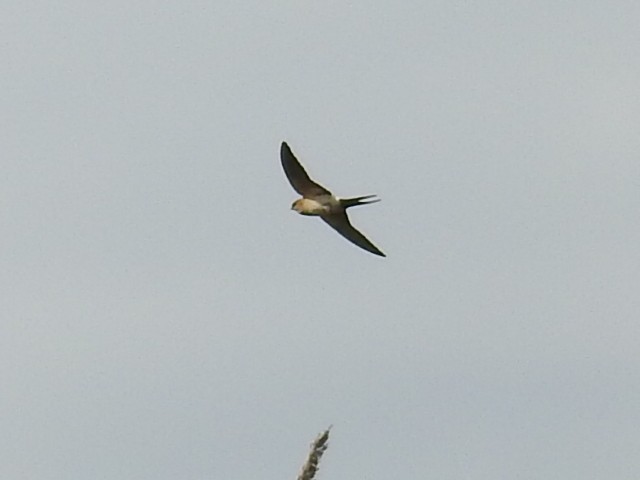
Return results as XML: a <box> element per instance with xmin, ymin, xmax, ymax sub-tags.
<box><xmin>340</xmin><ymin>195</ymin><xmax>380</xmax><ymax>209</ymax></box>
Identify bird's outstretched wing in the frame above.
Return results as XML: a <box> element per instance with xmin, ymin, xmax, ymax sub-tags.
<box><xmin>281</xmin><ymin>142</ymin><xmax>331</xmax><ymax>197</ymax></box>
<box><xmin>321</xmin><ymin>212</ymin><xmax>386</xmax><ymax>257</ymax></box>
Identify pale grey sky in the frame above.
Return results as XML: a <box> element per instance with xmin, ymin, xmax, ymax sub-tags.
<box><xmin>2</xmin><ymin>1</ymin><xmax>640</xmax><ymax>479</ymax></box>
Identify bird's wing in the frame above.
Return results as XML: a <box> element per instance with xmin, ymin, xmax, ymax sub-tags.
<box><xmin>321</xmin><ymin>212</ymin><xmax>386</xmax><ymax>257</ymax></box>
<box><xmin>281</xmin><ymin>142</ymin><xmax>331</xmax><ymax>197</ymax></box>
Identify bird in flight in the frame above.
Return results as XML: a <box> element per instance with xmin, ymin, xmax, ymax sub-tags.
<box><xmin>280</xmin><ymin>141</ymin><xmax>385</xmax><ymax>257</ymax></box>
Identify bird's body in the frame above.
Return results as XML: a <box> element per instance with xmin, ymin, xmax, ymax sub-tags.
<box><xmin>292</xmin><ymin>195</ymin><xmax>338</xmax><ymax>216</ymax></box>
<box><xmin>280</xmin><ymin>141</ymin><xmax>385</xmax><ymax>257</ymax></box>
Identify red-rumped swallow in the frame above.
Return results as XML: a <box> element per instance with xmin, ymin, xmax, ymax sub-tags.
<box><xmin>280</xmin><ymin>141</ymin><xmax>385</xmax><ymax>257</ymax></box>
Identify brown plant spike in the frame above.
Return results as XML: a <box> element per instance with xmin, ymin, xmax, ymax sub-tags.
<box><xmin>296</xmin><ymin>427</ymin><xmax>331</xmax><ymax>480</ymax></box>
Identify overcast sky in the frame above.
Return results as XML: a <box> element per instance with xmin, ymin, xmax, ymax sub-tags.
<box><xmin>2</xmin><ymin>1</ymin><xmax>640</xmax><ymax>479</ymax></box>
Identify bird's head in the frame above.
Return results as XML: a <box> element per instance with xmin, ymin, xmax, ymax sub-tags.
<box><xmin>291</xmin><ymin>199</ymin><xmax>304</xmax><ymax>213</ymax></box>
<box><xmin>291</xmin><ymin>198</ymin><xmax>320</xmax><ymax>216</ymax></box>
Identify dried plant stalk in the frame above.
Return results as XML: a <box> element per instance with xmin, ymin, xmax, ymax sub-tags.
<box><xmin>296</xmin><ymin>427</ymin><xmax>332</xmax><ymax>480</ymax></box>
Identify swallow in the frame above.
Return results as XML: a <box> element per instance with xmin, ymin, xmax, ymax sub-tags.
<box><xmin>280</xmin><ymin>141</ymin><xmax>385</xmax><ymax>257</ymax></box>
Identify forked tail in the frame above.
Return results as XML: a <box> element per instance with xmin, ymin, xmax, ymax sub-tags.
<box><xmin>340</xmin><ymin>194</ymin><xmax>380</xmax><ymax>209</ymax></box>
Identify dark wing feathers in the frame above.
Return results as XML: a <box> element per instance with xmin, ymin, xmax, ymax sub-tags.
<box><xmin>321</xmin><ymin>212</ymin><xmax>386</xmax><ymax>257</ymax></box>
<box><xmin>280</xmin><ymin>142</ymin><xmax>331</xmax><ymax>196</ymax></box>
